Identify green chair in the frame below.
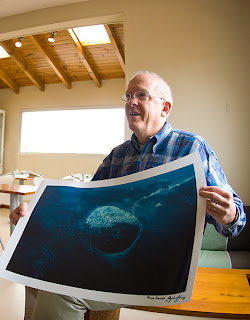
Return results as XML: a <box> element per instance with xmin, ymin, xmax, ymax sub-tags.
<box><xmin>198</xmin><ymin>223</ymin><xmax>231</xmax><ymax>268</ymax></box>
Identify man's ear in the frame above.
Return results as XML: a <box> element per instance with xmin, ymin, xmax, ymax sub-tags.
<box><xmin>161</xmin><ymin>101</ymin><xmax>172</xmax><ymax>117</ymax></box>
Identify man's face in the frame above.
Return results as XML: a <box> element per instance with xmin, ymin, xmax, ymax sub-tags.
<box><xmin>125</xmin><ymin>74</ymin><xmax>170</xmax><ymax>144</ymax></box>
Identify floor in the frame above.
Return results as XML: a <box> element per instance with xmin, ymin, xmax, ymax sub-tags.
<box><xmin>0</xmin><ymin>208</ymin><xmax>227</xmax><ymax>320</ymax></box>
<box><xmin>0</xmin><ymin>207</ymin><xmax>25</xmax><ymax>319</ymax></box>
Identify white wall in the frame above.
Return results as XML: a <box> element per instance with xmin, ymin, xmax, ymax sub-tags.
<box><xmin>0</xmin><ymin>0</ymin><xmax>249</xmax><ymax>203</ymax></box>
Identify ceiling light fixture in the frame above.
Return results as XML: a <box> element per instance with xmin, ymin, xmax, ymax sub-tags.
<box><xmin>48</xmin><ymin>32</ymin><xmax>57</xmax><ymax>43</ymax></box>
<box><xmin>15</xmin><ymin>37</ymin><xmax>23</xmax><ymax>48</ymax></box>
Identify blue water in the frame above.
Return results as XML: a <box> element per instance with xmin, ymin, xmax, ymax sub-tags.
<box><xmin>7</xmin><ymin>164</ymin><xmax>197</xmax><ymax>295</ymax></box>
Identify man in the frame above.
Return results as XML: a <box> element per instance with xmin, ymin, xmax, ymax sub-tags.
<box><xmin>10</xmin><ymin>71</ymin><xmax>246</xmax><ymax>319</ymax></box>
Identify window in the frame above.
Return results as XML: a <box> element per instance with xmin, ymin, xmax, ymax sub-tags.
<box><xmin>20</xmin><ymin>108</ymin><xmax>125</xmax><ymax>155</ymax></box>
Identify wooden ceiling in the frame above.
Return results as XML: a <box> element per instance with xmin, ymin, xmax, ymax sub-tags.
<box><xmin>0</xmin><ymin>23</ymin><xmax>124</xmax><ymax>93</ymax></box>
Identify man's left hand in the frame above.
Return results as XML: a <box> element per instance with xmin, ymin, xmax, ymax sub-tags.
<box><xmin>199</xmin><ymin>186</ymin><xmax>236</xmax><ymax>225</ymax></box>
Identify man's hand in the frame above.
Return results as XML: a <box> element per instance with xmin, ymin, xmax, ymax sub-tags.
<box><xmin>199</xmin><ymin>186</ymin><xmax>237</xmax><ymax>225</ymax></box>
<box><xmin>9</xmin><ymin>202</ymin><xmax>28</xmax><ymax>225</ymax></box>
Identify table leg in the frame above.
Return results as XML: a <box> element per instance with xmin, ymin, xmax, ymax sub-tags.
<box><xmin>19</xmin><ymin>179</ymin><xmax>24</xmax><ymax>204</ymax></box>
<box><xmin>10</xmin><ymin>194</ymin><xmax>19</xmax><ymax>234</ymax></box>
<box><xmin>0</xmin><ymin>236</ymin><xmax>4</xmax><ymax>249</ymax></box>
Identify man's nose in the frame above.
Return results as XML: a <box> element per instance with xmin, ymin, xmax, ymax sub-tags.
<box><xmin>128</xmin><ymin>94</ymin><xmax>138</xmax><ymax>106</ymax></box>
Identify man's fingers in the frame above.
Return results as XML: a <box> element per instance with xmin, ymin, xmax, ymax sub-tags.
<box><xmin>207</xmin><ymin>199</ymin><xmax>220</xmax><ymax>212</ymax></box>
<box><xmin>9</xmin><ymin>202</ymin><xmax>28</xmax><ymax>225</ymax></box>
<box><xmin>200</xmin><ymin>186</ymin><xmax>231</xmax><ymax>199</ymax></box>
<box><xmin>199</xmin><ymin>186</ymin><xmax>232</xmax><ymax>207</ymax></box>
<box><xmin>199</xmin><ymin>186</ymin><xmax>236</xmax><ymax>224</ymax></box>
<box><xmin>199</xmin><ymin>189</ymin><xmax>223</xmax><ymax>206</ymax></box>
<box><xmin>19</xmin><ymin>202</ymin><xmax>28</xmax><ymax>216</ymax></box>
<box><xmin>9</xmin><ymin>212</ymin><xmax>20</xmax><ymax>225</ymax></box>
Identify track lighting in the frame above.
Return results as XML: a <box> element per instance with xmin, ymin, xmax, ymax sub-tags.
<box><xmin>15</xmin><ymin>37</ymin><xmax>23</xmax><ymax>48</ymax></box>
<box><xmin>48</xmin><ymin>32</ymin><xmax>57</xmax><ymax>43</ymax></box>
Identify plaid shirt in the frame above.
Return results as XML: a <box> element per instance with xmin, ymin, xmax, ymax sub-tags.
<box><xmin>93</xmin><ymin>122</ymin><xmax>246</xmax><ymax>237</ymax></box>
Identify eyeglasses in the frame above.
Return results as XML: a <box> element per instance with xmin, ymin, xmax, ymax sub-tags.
<box><xmin>121</xmin><ymin>91</ymin><xmax>165</xmax><ymax>102</ymax></box>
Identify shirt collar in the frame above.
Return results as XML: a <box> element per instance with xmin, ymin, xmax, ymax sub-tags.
<box><xmin>131</xmin><ymin>121</ymin><xmax>172</xmax><ymax>152</ymax></box>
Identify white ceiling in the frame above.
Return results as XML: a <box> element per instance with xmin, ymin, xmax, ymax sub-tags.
<box><xmin>0</xmin><ymin>0</ymin><xmax>88</xmax><ymax>18</ymax></box>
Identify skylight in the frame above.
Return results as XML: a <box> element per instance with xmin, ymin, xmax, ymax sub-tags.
<box><xmin>0</xmin><ymin>45</ymin><xmax>9</xmax><ymax>59</ymax></box>
<box><xmin>71</xmin><ymin>24</ymin><xmax>111</xmax><ymax>46</ymax></box>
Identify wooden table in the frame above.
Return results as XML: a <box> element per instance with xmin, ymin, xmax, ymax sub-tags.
<box><xmin>130</xmin><ymin>267</ymin><xmax>250</xmax><ymax>319</ymax></box>
<box><xmin>0</xmin><ymin>184</ymin><xmax>38</xmax><ymax>233</ymax></box>
<box><xmin>14</xmin><ymin>176</ymin><xmax>35</xmax><ymax>203</ymax></box>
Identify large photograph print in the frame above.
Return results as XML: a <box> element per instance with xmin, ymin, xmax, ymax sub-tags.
<box><xmin>0</xmin><ymin>152</ymin><xmax>206</xmax><ymax>306</ymax></box>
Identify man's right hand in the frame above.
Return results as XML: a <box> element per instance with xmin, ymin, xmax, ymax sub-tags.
<box><xmin>9</xmin><ymin>202</ymin><xmax>28</xmax><ymax>225</ymax></box>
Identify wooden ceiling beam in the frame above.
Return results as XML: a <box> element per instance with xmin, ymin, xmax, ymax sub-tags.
<box><xmin>68</xmin><ymin>29</ymin><xmax>101</xmax><ymax>87</ymax></box>
<box><xmin>30</xmin><ymin>35</ymin><xmax>71</xmax><ymax>89</ymax></box>
<box><xmin>0</xmin><ymin>67</ymin><xmax>19</xmax><ymax>93</ymax></box>
<box><xmin>104</xmin><ymin>24</ymin><xmax>125</xmax><ymax>73</ymax></box>
<box><xmin>0</xmin><ymin>40</ymin><xmax>45</xmax><ymax>92</ymax></box>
